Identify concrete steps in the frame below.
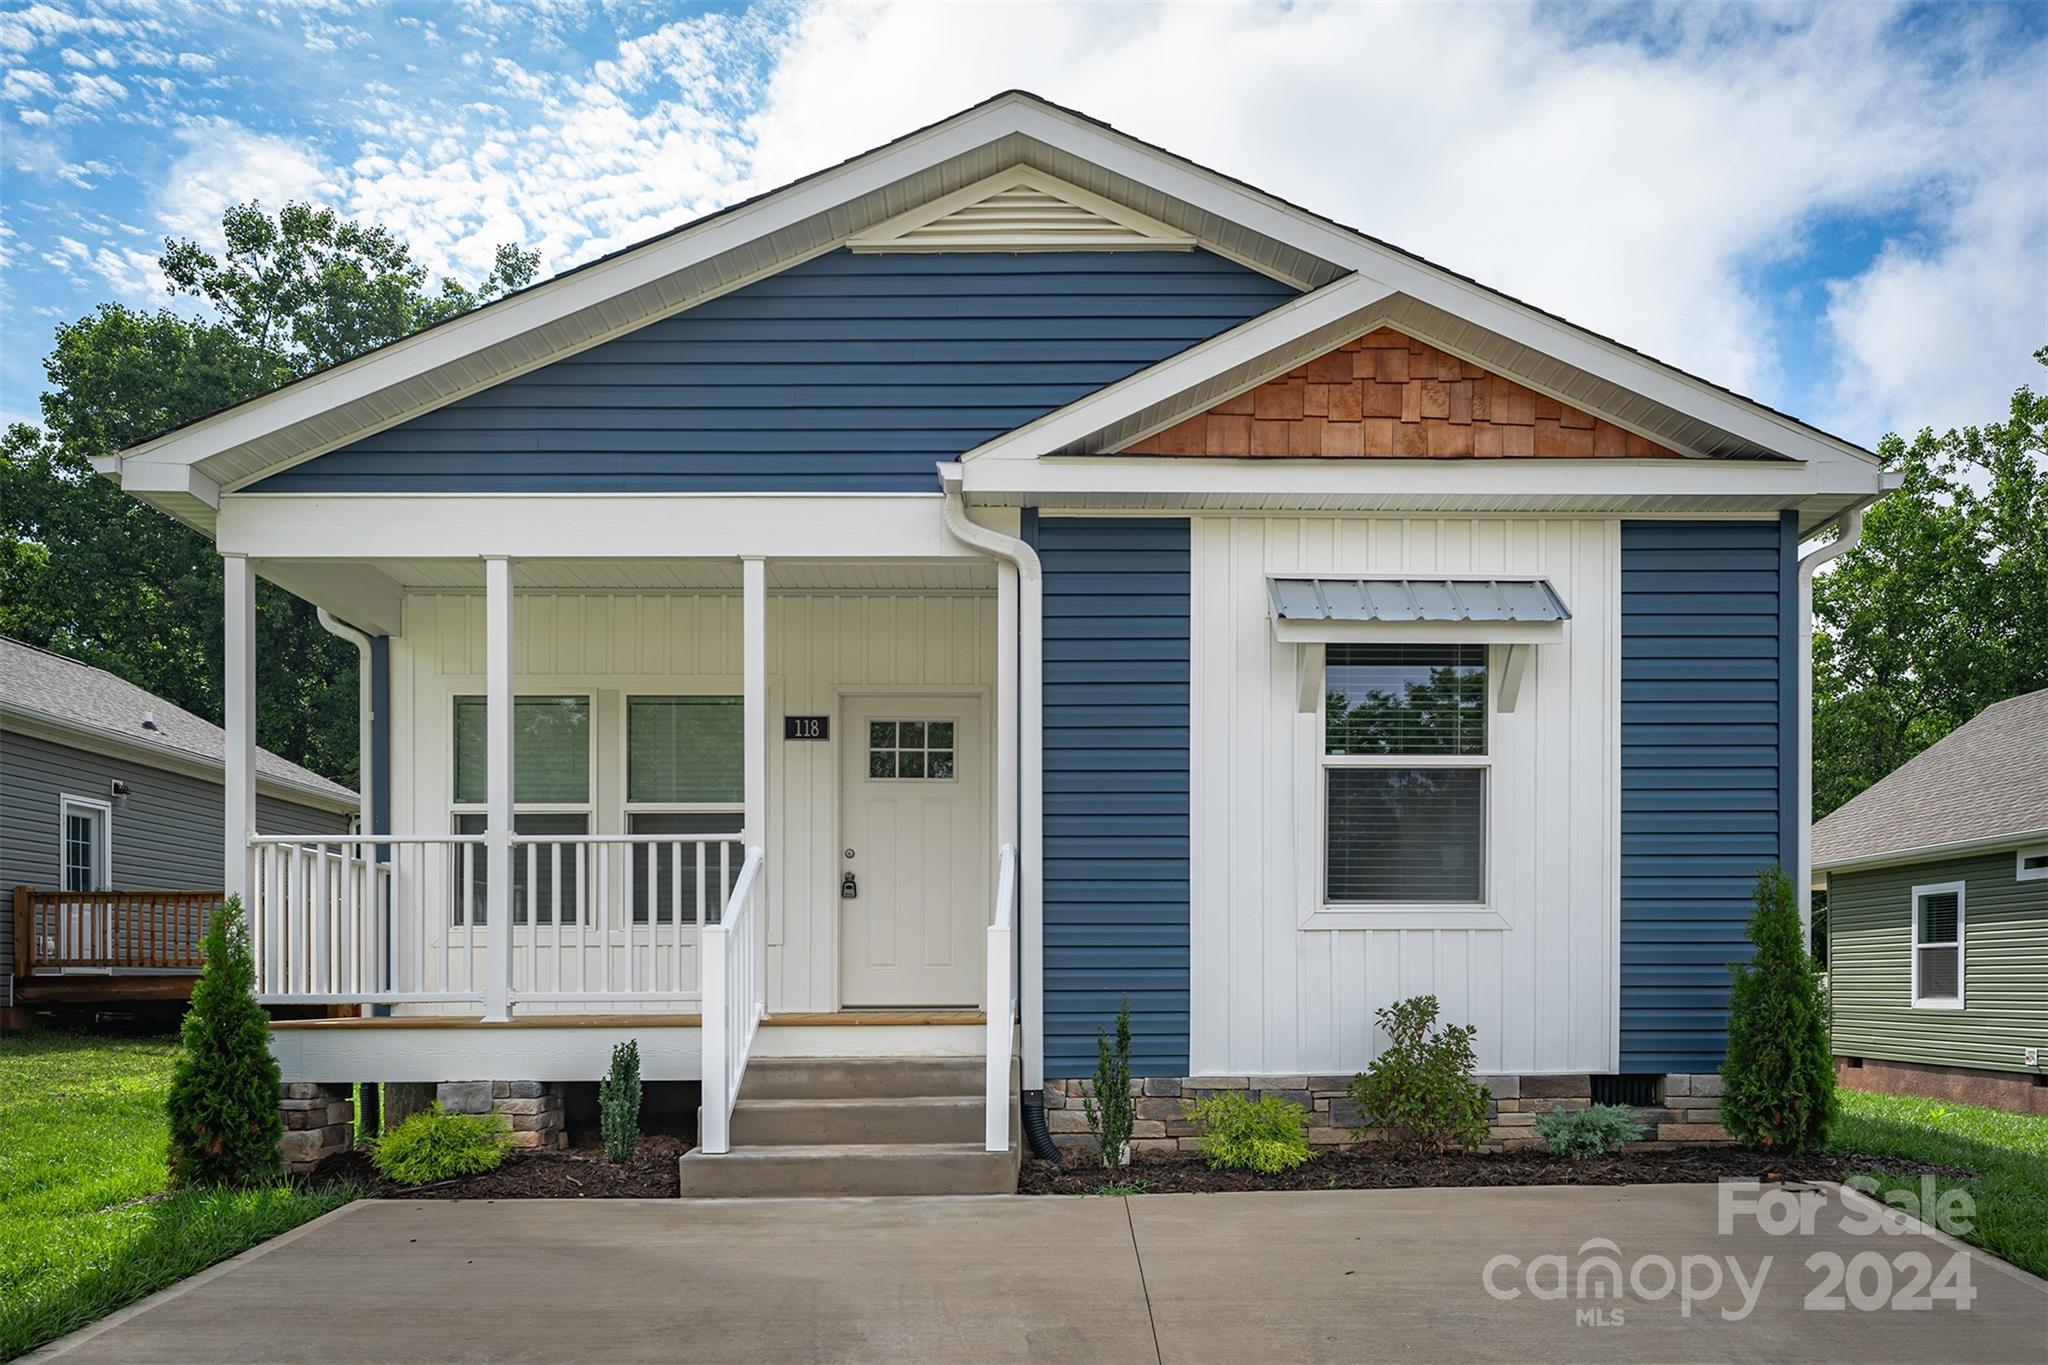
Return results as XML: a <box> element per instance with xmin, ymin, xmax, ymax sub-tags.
<box><xmin>679</xmin><ymin>1055</ymin><xmax>1020</xmax><ymax>1198</ymax></box>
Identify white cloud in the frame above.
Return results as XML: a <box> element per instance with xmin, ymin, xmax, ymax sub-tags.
<box><xmin>154</xmin><ymin>122</ymin><xmax>341</xmax><ymax>251</ymax></box>
<box><xmin>2</xmin><ymin>67</ymin><xmax>56</xmax><ymax>100</ymax></box>
<box><xmin>62</xmin><ymin>70</ymin><xmax>126</xmax><ymax>110</ymax></box>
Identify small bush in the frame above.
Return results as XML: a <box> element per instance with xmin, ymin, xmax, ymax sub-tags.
<box><xmin>600</xmin><ymin>1039</ymin><xmax>642</xmax><ymax>1164</ymax></box>
<box><xmin>1534</xmin><ymin>1104</ymin><xmax>1648</xmax><ymax>1159</ymax></box>
<box><xmin>1184</xmin><ymin>1092</ymin><xmax>1314</xmax><ymax>1173</ymax></box>
<box><xmin>1082</xmin><ymin>996</ymin><xmax>1135</xmax><ymax>1165</ymax></box>
<box><xmin>1722</xmin><ymin>865</ymin><xmax>1836</xmax><ymax>1153</ymax></box>
<box><xmin>371</xmin><ymin>1106</ymin><xmax>508</xmax><ymax>1186</ymax></box>
<box><xmin>166</xmin><ymin>900</ymin><xmax>283</xmax><ymax>1187</ymax></box>
<box><xmin>1349</xmin><ymin>995</ymin><xmax>1491</xmax><ymax>1154</ymax></box>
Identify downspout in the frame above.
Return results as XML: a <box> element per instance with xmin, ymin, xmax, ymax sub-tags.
<box><xmin>315</xmin><ymin>609</ymin><xmax>376</xmax><ymax>836</ymax></box>
<box><xmin>937</xmin><ymin>463</ymin><xmax>1053</xmax><ymax>1153</ymax></box>
<box><xmin>1795</xmin><ymin>505</ymin><xmax>1869</xmax><ymax>954</ymax></box>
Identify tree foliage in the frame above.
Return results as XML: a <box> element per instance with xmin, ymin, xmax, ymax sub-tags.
<box><xmin>1</xmin><ymin>203</ymin><xmax>538</xmax><ymax>783</ymax></box>
<box><xmin>1720</xmin><ymin>866</ymin><xmax>1835</xmax><ymax>1153</ymax></box>
<box><xmin>166</xmin><ymin>900</ymin><xmax>284</xmax><ymax>1187</ymax></box>
<box><xmin>1812</xmin><ymin>353</ymin><xmax>2048</xmax><ymax>817</ymax></box>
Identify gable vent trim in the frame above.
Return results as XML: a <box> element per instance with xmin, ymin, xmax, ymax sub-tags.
<box><xmin>849</xmin><ymin>166</ymin><xmax>1198</xmax><ymax>254</ymax></box>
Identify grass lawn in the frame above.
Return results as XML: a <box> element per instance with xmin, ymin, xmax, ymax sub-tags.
<box><xmin>0</xmin><ymin>1031</ymin><xmax>356</xmax><ymax>1360</ymax></box>
<box><xmin>1828</xmin><ymin>1089</ymin><xmax>2048</xmax><ymax>1279</ymax></box>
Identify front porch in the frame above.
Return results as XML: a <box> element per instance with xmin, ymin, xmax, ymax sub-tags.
<box><xmin>224</xmin><ymin>532</ymin><xmax>1025</xmax><ymax>1158</ymax></box>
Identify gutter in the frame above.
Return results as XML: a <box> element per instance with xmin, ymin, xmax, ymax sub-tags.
<box><xmin>316</xmin><ymin>609</ymin><xmax>377</xmax><ymax>837</ymax></box>
<box><xmin>937</xmin><ymin>462</ymin><xmax>1046</xmax><ymax>1092</ymax></box>
<box><xmin>1815</xmin><ymin>829</ymin><xmax>2048</xmax><ymax>879</ymax></box>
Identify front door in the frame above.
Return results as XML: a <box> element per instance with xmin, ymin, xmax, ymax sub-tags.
<box><xmin>840</xmin><ymin>695</ymin><xmax>990</xmax><ymax>1007</ymax></box>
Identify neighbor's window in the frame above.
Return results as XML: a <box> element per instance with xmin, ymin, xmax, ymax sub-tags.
<box><xmin>2018</xmin><ymin>846</ymin><xmax>2048</xmax><ymax>883</ymax></box>
<box><xmin>1910</xmin><ymin>882</ymin><xmax>1964</xmax><ymax>1009</ymax></box>
<box><xmin>626</xmin><ymin>696</ymin><xmax>743</xmax><ymax>925</ymax></box>
<box><xmin>451</xmin><ymin>695</ymin><xmax>591</xmax><ymax>925</ymax></box>
<box><xmin>1322</xmin><ymin>644</ymin><xmax>1487</xmax><ymax>905</ymax></box>
<box><xmin>59</xmin><ymin>796</ymin><xmax>110</xmax><ymax>892</ymax></box>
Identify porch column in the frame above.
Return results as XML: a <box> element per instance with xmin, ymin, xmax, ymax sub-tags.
<box><xmin>483</xmin><ymin>556</ymin><xmax>515</xmax><ymax>1021</ymax></box>
<box><xmin>222</xmin><ymin>554</ymin><xmax>257</xmax><ymax>902</ymax></box>
<box><xmin>741</xmin><ymin>557</ymin><xmax>767</xmax><ymax>847</ymax></box>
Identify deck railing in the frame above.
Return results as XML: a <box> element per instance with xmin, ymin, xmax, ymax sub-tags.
<box><xmin>698</xmin><ymin>844</ymin><xmax>766</xmax><ymax>1155</ymax></box>
<box><xmin>984</xmin><ymin>842</ymin><xmax>1018</xmax><ymax>1151</ymax></box>
<box><xmin>11</xmin><ymin>888</ymin><xmax>218</xmax><ymax>975</ymax></box>
<box><xmin>246</xmin><ymin>832</ymin><xmax>744</xmax><ymax>1008</ymax></box>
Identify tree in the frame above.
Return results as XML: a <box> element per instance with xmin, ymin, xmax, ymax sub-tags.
<box><xmin>0</xmin><ymin>205</ymin><xmax>538</xmax><ymax>783</ymax></box>
<box><xmin>1720</xmin><ymin>866</ymin><xmax>1835</xmax><ymax>1153</ymax></box>
<box><xmin>1813</xmin><ymin>352</ymin><xmax>2048</xmax><ymax>817</ymax></box>
<box><xmin>166</xmin><ymin>900</ymin><xmax>284</xmax><ymax>1186</ymax></box>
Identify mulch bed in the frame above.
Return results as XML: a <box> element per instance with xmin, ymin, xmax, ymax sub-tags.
<box><xmin>1019</xmin><ymin>1147</ymin><xmax>1972</xmax><ymax>1196</ymax></box>
<box><xmin>310</xmin><ymin>1134</ymin><xmax>689</xmax><ymax>1199</ymax></box>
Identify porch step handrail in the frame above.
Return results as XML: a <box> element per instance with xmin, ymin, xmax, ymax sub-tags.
<box><xmin>985</xmin><ymin>842</ymin><xmax>1019</xmax><ymax>1151</ymax></box>
<box><xmin>699</xmin><ymin>844</ymin><xmax>766</xmax><ymax>1155</ymax></box>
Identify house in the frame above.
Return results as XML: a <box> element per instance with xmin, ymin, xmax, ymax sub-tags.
<box><xmin>1814</xmin><ymin>688</ymin><xmax>2048</xmax><ymax>1115</ymax></box>
<box><xmin>96</xmin><ymin>92</ymin><xmax>1895</xmax><ymax>1187</ymax></box>
<box><xmin>3</xmin><ymin>636</ymin><xmax>356</xmax><ymax>1021</ymax></box>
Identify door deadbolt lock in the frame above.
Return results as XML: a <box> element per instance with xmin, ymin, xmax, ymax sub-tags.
<box><xmin>841</xmin><ymin>871</ymin><xmax>859</xmax><ymax>900</ymax></box>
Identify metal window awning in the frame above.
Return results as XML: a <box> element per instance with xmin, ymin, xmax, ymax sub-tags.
<box><xmin>1268</xmin><ymin>576</ymin><xmax>1571</xmax><ymax>713</ymax></box>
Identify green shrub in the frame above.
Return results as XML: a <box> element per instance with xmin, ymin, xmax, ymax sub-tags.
<box><xmin>371</xmin><ymin>1106</ymin><xmax>509</xmax><ymax>1186</ymax></box>
<box><xmin>1082</xmin><ymin>996</ymin><xmax>1135</xmax><ymax>1166</ymax></box>
<box><xmin>1184</xmin><ymin>1092</ymin><xmax>1314</xmax><ymax>1173</ymax></box>
<box><xmin>1533</xmin><ymin>1103</ymin><xmax>1648</xmax><ymax>1159</ymax></box>
<box><xmin>600</xmin><ymin>1039</ymin><xmax>642</xmax><ymax>1164</ymax></box>
<box><xmin>1348</xmin><ymin>994</ymin><xmax>1491</xmax><ymax>1154</ymax></box>
<box><xmin>1721</xmin><ymin>865</ymin><xmax>1836</xmax><ymax>1153</ymax></box>
<box><xmin>165</xmin><ymin>900</ymin><xmax>284</xmax><ymax>1187</ymax></box>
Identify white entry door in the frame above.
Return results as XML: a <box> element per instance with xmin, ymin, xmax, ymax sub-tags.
<box><xmin>840</xmin><ymin>695</ymin><xmax>991</xmax><ymax>1007</ymax></box>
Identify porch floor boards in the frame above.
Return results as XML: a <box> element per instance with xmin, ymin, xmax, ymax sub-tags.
<box><xmin>267</xmin><ymin>1009</ymin><xmax>986</xmax><ymax>1030</ymax></box>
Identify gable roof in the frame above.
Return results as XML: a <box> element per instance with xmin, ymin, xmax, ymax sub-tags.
<box><xmin>99</xmin><ymin>91</ymin><xmax>1884</xmax><ymax>535</ymax></box>
<box><xmin>1813</xmin><ymin>688</ymin><xmax>2048</xmax><ymax>872</ymax></box>
<box><xmin>0</xmin><ymin>636</ymin><xmax>357</xmax><ymax>810</ymax></box>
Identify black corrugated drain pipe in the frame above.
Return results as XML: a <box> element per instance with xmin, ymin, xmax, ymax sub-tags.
<box><xmin>1021</xmin><ymin>1089</ymin><xmax>1060</xmax><ymax>1164</ymax></box>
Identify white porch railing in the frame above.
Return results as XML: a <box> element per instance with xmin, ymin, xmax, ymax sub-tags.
<box><xmin>698</xmin><ymin>845</ymin><xmax>766</xmax><ymax>1155</ymax></box>
<box><xmin>246</xmin><ymin>832</ymin><xmax>741</xmax><ymax>1007</ymax></box>
<box><xmin>985</xmin><ymin>841</ymin><xmax>1018</xmax><ymax>1152</ymax></box>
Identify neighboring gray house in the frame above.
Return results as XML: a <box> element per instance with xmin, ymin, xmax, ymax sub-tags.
<box><xmin>3</xmin><ymin>637</ymin><xmax>356</xmax><ymax>1011</ymax></box>
<box><xmin>1815</xmin><ymin>688</ymin><xmax>2048</xmax><ymax>1114</ymax></box>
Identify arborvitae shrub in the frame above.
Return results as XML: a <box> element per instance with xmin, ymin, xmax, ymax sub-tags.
<box><xmin>1082</xmin><ymin>996</ymin><xmax>1135</xmax><ymax>1165</ymax></box>
<box><xmin>600</xmin><ymin>1038</ymin><xmax>642</xmax><ymax>1164</ymax></box>
<box><xmin>1720</xmin><ymin>865</ymin><xmax>1836</xmax><ymax>1152</ymax></box>
<box><xmin>165</xmin><ymin>900</ymin><xmax>284</xmax><ymax>1187</ymax></box>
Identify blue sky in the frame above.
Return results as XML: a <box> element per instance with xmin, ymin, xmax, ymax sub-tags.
<box><xmin>4</xmin><ymin>1</ymin><xmax>2044</xmax><ymax>447</ymax></box>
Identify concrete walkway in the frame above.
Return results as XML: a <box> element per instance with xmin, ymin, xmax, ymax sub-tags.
<box><xmin>30</xmin><ymin>1184</ymin><xmax>2047</xmax><ymax>1363</ymax></box>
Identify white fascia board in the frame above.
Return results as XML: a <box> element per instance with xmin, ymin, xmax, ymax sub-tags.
<box><xmin>257</xmin><ymin>561</ymin><xmax>406</xmax><ymax>636</ymax></box>
<box><xmin>101</xmin><ymin>456</ymin><xmax>221</xmax><ymax>509</ymax></box>
<box><xmin>1014</xmin><ymin>102</ymin><xmax>1880</xmax><ymax>472</ymax></box>
<box><xmin>111</xmin><ymin>99</ymin><xmax>1045</xmax><ymax>484</ymax></box>
<box><xmin>959</xmin><ymin>453</ymin><xmax>1882</xmax><ymax>504</ymax></box>
<box><xmin>1</xmin><ymin>707</ymin><xmax>359</xmax><ymax>814</ymax></box>
<box><xmin>1815</xmin><ymin>828</ymin><xmax>2048</xmax><ymax>876</ymax></box>
<box><xmin>216</xmin><ymin>494</ymin><xmax>980</xmax><ymax>562</ymax></box>
<box><xmin>964</xmin><ymin>273</ymin><xmax>1396</xmax><ymax>464</ymax></box>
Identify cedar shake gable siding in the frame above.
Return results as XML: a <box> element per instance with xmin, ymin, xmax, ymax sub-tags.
<box><xmin>1122</xmin><ymin>328</ymin><xmax>1685</xmax><ymax>459</ymax></box>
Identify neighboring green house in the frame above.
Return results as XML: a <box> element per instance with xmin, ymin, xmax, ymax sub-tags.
<box><xmin>1814</xmin><ymin>688</ymin><xmax>2048</xmax><ymax>1114</ymax></box>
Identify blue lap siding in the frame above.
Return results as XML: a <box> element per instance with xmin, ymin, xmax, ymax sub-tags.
<box><xmin>249</xmin><ymin>251</ymin><xmax>1296</xmax><ymax>494</ymax></box>
<box><xmin>1618</xmin><ymin>514</ymin><xmax>1798</xmax><ymax>1072</ymax></box>
<box><xmin>1030</xmin><ymin>515</ymin><xmax>1192</xmax><ymax>1078</ymax></box>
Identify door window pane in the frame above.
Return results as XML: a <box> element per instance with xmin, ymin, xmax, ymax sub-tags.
<box><xmin>867</xmin><ymin>717</ymin><xmax>956</xmax><ymax>782</ymax></box>
<box><xmin>628</xmin><ymin>697</ymin><xmax>742</xmax><ymax>804</ymax></box>
<box><xmin>453</xmin><ymin>696</ymin><xmax>590</xmax><ymax>804</ymax></box>
<box><xmin>63</xmin><ymin>810</ymin><xmax>101</xmax><ymax>892</ymax></box>
<box><xmin>1326</xmin><ymin>645</ymin><xmax>1487</xmax><ymax>756</ymax></box>
<box><xmin>1325</xmin><ymin>767</ymin><xmax>1485</xmax><ymax>903</ymax></box>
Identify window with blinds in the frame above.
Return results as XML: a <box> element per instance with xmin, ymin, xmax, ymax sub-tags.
<box><xmin>1322</xmin><ymin>644</ymin><xmax>1488</xmax><ymax>906</ymax></box>
<box><xmin>453</xmin><ymin>695</ymin><xmax>591</xmax><ymax>804</ymax></box>
<box><xmin>626</xmin><ymin>697</ymin><xmax>744</xmax><ymax>924</ymax></box>
<box><xmin>1911</xmin><ymin>885</ymin><xmax>1964</xmax><ymax>1007</ymax></box>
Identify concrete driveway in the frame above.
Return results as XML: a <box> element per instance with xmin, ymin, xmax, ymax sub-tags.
<box><xmin>29</xmin><ymin>1183</ymin><xmax>2047</xmax><ymax>1363</ymax></box>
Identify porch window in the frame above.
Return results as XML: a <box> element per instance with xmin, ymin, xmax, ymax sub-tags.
<box><xmin>451</xmin><ymin>694</ymin><xmax>591</xmax><ymax>923</ymax></box>
<box><xmin>626</xmin><ymin>696</ymin><xmax>743</xmax><ymax>924</ymax></box>
<box><xmin>1910</xmin><ymin>882</ymin><xmax>1964</xmax><ymax>1009</ymax></box>
<box><xmin>1322</xmin><ymin>645</ymin><xmax>1488</xmax><ymax>905</ymax></box>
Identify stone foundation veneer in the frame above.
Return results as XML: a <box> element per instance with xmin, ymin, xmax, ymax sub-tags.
<box><xmin>435</xmin><ymin>1080</ymin><xmax>569</xmax><ymax>1149</ymax></box>
<box><xmin>1041</xmin><ymin>1073</ymin><xmax>1732</xmax><ymax>1161</ymax></box>
<box><xmin>280</xmin><ymin>1082</ymin><xmax>354</xmax><ymax>1174</ymax></box>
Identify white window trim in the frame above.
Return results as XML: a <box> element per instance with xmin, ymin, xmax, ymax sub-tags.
<box><xmin>1909</xmin><ymin>880</ymin><xmax>1966</xmax><ymax>1011</ymax></box>
<box><xmin>2017</xmin><ymin>844</ymin><xmax>2048</xmax><ymax>883</ymax></box>
<box><xmin>1302</xmin><ymin>645</ymin><xmax>1501</xmax><ymax>931</ymax></box>
<box><xmin>58</xmin><ymin>794</ymin><xmax>113</xmax><ymax>892</ymax></box>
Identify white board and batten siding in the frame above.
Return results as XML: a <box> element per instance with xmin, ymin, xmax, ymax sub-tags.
<box><xmin>1189</xmin><ymin>515</ymin><xmax>1621</xmax><ymax>1078</ymax></box>
<box><xmin>392</xmin><ymin>591</ymin><xmax>996</xmax><ymax>1015</ymax></box>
